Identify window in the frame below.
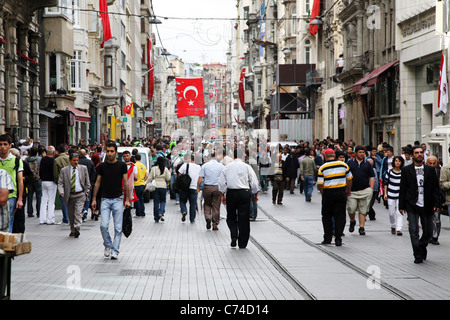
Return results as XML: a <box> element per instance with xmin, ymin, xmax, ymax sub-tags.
<box><xmin>244</xmin><ymin>6</ymin><xmax>249</xmax><ymax>19</ymax></box>
<box><xmin>121</xmin><ymin>51</ymin><xmax>126</xmax><ymax>69</ymax></box>
<box><xmin>121</xmin><ymin>22</ymin><xmax>126</xmax><ymax>40</ymax></box>
<box><xmin>49</xmin><ymin>52</ymin><xmax>57</xmax><ymax>92</ymax></box>
<box><xmin>291</xmin><ymin>6</ymin><xmax>297</xmax><ymax>36</ymax></box>
<box><xmin>104</xmin><ymin>55</ymin><xmax>113</xmax><ymax>87</ymax></box>
<box><xmin>141</xmin><ymin>17</ymin><xmax>146</xmax><ymax>33</ymax></box>
<box><xmin>257</xmin><ymin>78</ymin><xmax>262</xmax><ymax>98</ymax></box>
<box><xmin>305</xmin><ymin>0</ymin><xmax>310</xmax><ymax>15</ymax></box>
<box><xmin>72</xmin><ymin>0</ymin><xmax>80</xmax><ymax>26</ymax></box>
<box><xmin>71</xmin><ymin>50</ymin><xmax>82</xmax><ymax>89</ymax></box>
<box><xmin>46</xmin><ymin>0</ymin><xmax>73</xmax><ymax>20</ymax></box>
<box><xmin>142</xmin><ymin>76</ymin><xmax>146</xmax><ymax>95</ymax></box>
<box><xmin>142</xmin><ymin>45</ymin><xmax>146</xmax><ymax>64</ymax></box>
<box><xmin>305</xmin><ymin>40</ymin><xmax>311</xmax><ymax>64</ymax></box>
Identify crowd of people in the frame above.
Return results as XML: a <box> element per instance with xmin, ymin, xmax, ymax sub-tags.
<box><xmin>0</xmin><ymin>133</ymin><xmax>447</xmax><ymax>264</ymax></box>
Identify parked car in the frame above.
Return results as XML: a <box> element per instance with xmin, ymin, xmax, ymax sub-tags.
<box><xmin>102</xmin><ymin>147</ymin><xmax>153</xmax><ymax>202</ymax></box>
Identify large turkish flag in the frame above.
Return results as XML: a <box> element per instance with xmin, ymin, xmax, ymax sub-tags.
<box><xmin>99</xmin><ymin>0</ymin><xmax>112</xmax><ymax>47</ymax></box>
<box><xmin>176</xmin><ymin>77</ymin><xmax>205</xmax><ymax>118</ymax></box>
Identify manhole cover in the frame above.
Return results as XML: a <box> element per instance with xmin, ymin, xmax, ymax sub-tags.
<box><xmin>119</xmin><ymin>269</ymin><xmax>164</xmax><ymax>276</ymax></box>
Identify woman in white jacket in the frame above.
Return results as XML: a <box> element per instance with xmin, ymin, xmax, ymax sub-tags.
<box><xmin>147</xmin><ymin>157</ymin><xmax>171</xmax><ymax>222</ymax></box>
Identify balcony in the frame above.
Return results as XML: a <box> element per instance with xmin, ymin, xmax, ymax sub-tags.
<box><xmin>306</xmin><ymin>69</ymin><xmax>325</xmax><ymax>87</ymax></box>
<box><xmin>278</xmin><ymin>64</ymin><xmax>316</xmax><ymax>86</ymax></box>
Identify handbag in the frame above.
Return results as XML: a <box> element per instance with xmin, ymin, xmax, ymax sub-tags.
<box><xmin>146</xmin><ymin>179</ymin><xmax>157</xmax><ymax>192</ymax></box>
<box><xmin>122</xmin><ymin>207</ymin><xmax>132</xmax><ymax>238</ymax></box>
<box><xmin>173</xmin><ymin>163</ymin><xmax>191</xmax><ymax>193</ymax></box>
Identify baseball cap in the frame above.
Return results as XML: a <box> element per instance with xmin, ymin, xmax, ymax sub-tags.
<box><xmin>324</xmin><ymin>148</ymin><xmax>335</xmax><ymax>155</ymax></box>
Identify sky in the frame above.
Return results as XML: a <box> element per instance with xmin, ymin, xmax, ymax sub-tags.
<box><xmin>152</xmin><ymin>0</ymin><xmax>237</xmax><ymax>64</ymax></box>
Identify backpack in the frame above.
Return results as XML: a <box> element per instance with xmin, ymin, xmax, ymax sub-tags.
<box><xmin>173</xmin><ymin>163</ymin><xmax>191</xmax><ymax>193</ymax></box>
<box><xmin>27</xmin><ymin>159</ymin><xmax>40</xmax><ymax>182</ymax></box>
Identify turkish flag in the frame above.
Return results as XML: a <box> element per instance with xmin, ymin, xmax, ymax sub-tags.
<box><xmin>148</xmin><ymin>38</ymin><xmax>154</xmax><ymax>101</ymax></box>
<box><xmin>309</xmin><ymin>0</ymin><xmax>321</xmax><ymax>36</ymax></box>
<box><xmin>239</xmin><ymin>67</ymin><xmax>246</xmax><ymax>111</ymax></box>
<box><xmin>176</xmin><ymin>78</ymin><xmax>205</xmax><ymax>118</ymax></box>
<box><xmin>99</xmin><ymin>0</ymin><xmax>112</xmax><ymax>48</ymax></box>
<box><xmin>124</xmin><ymin>102</ymin><xmax>132</xmax><ymax>114</ymax></box>
<box><xmin>439</xmin><ymin>52</ymin><xmax>448</xmax><ymax>114</ymax></box>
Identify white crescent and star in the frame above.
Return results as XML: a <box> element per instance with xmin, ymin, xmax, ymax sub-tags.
<box><xmin>183</xmin><ymin>86</ymin><xmax>198</xmax><ymax>100</ymax></box>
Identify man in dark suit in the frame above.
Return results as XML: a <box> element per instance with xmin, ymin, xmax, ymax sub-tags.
<box><xmin>399</xmin><ymin>146</ymin><xmax>440</xmax><ymax>264</ymax></box>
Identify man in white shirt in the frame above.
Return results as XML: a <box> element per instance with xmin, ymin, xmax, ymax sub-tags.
<box><xmin>197</xmin><ymin>151</ymin><xmax>224</xmax><ymax>230</ymax></box>
<box><xmin>218</xmin><ymin>148</ymin><xmax>260</xmax><ymax>249</ymax></box>
<box><xmin>178</xmin><ymin>153</ymin><xmax>202</xmax><ymax>223</ymax></box>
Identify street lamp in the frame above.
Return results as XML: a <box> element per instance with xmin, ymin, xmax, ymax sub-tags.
<box><xmin>308</xmin><ymin>0</ymin><xmax>341</xmax><ymax>26</ymax></box>
<box><xmin>150</xmin><ymin>17</ymin><xmax>162</xmax><ymax>24</ymax></box>
<box><xmin>161</xmin><ymin>48</ymin><xmax>171</xmax><ymax>56</ymax></box>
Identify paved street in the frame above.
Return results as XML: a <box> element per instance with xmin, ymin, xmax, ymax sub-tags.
<box><xmin>9</xmin><ymin>185</ymin><xmax>450</xmax><ymax>303</ymax></box>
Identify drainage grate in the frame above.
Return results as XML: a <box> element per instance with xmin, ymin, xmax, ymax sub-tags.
<box><xmin>119</xmin><ymin>269</ymin><xmax>164</xmax><ymax>276</ymax></box>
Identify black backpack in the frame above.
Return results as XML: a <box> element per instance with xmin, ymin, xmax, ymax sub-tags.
<box><xmin>173</xmin><ymin>163</ymin><xmax>191</xmax><ymax>193</ymax></box>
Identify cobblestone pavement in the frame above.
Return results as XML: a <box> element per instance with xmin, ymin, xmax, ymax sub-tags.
<box><xmin>9</xmin><ymin>185</ymin><xmax>450</xmax><ymax>302</ymax></box>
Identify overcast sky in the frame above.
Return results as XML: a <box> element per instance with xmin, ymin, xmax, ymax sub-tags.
<box><xmin>152</xmin><ymin>0</ymin><xmax>237</xmax><ymax>64</ymax></box>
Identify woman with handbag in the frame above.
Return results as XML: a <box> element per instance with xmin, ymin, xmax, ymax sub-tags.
<box><xmin>147</xmin><ymin>157</ymin><xmax>171</xmax><ymax>222</ymax></box>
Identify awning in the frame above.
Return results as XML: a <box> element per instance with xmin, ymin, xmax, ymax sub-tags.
<box><xmin>39</xmin><ymin>109</ymin><xmax>61</xmax><ymax>118</ymax></box>
<box><xmin>352</xmin><ymin>60</ymin><xmax>399</xmax><ymax>92</ymax></box>
<box><xmin>68</xmin><ymin>107</ymin><xmax>90</xmax><ymax>122</ymax></box>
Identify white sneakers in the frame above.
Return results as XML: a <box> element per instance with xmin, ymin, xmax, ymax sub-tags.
<box><xmin>104</xmin><ymin>247</ymin><xmax>118</xmax><ymax>259</ymax></box>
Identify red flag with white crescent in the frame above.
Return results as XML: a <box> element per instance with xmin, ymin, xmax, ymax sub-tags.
<box><xmin>239</xmin><ymin>67</ymin><xmax>246</xmax><ymax>111</ymax></box>
<box><xmin>309</xmin><ymin>0</ymin><xmax>321</xmax><ymax>36</ymax></box>
<box><xmin>176</xmin><ymin>78</ymin><xmax>205</xmax><ymax>118</ymax></box>
<box><xmin>439</xmin><ymin>52</ymin><xmax>448</xmax><ymax>114</ymax></box>
<box><xmin>99</xmin><ymin>0</ymin><xmax>112</xmax><ymax>48</ymax></box>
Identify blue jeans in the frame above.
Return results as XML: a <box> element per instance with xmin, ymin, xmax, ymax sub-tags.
<box><xmin>134</xmin><ymin>185</ymin><xmax>146</xmax><ymax>217</ymax></box>
<box><xmin>153</xmin><ymin>188</ymin><xmax>167</xmax><ymax>221</ymax></box>
<box><xmin>100</xmin><ymin>198</ymin><xmax>124</xmax><ymax>255</ymax></box>
<box><xmin>27</xmin><ymin>180</ymin><xmax>42</xmax><ymax>217</ymax></box>
<box><xmin>303</xmin><ymin>175</ymin><xmax>315</xmax><ymax>200</ymax></box>
<box><xmin>179</xmin><ymin>189</ymin><xmax>198</xmax><ymax>222</ymax></box>
<box><xmin>260</xmin><ymin>175</ymin><xmax>268</xmax><ymax>192</ymax></box>
<box><xmin>83</xmin><ymin>189</ymin><xmax>92</xmax><ymax>214</ymax></box>
<box><xmin>250</xmin><ymin>196</ymin><xmax>257</xmax><ymax>220</ymax></box>
<box><xmin>60</xmin><ymin>195</ymin><xmax>69</xmax><ymax>223</ymax></box>
<box><xmin>170</xmin><ymin>173</ymin><xmax>179</xmax><ymax>201</ymax></box>
<box><xmin>7</xmin><ymin>197</ymin><xmax>17</xmax><ymax>233</ymax></box>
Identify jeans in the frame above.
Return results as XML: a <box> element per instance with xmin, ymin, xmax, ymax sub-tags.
<box><xmin>153</xmin><ymin>188</ymin><xmax>167</xmax><ymax>221</ymax></box>
<box><xmin>82</xmin><ymin>188</ymin><xmax>92</xmax><ymax>214</ymax></box>
<box><xmin>179</xmin><ymin>189</ymin><xmax>198</xmax><ymax>222</ymax></box>
<box><xmin>7</xmin><ymin>198</ymin><xmax>17</xmax><ymax>233</ymax></box>
<box><xmin>406</xmin><ymin>206</ymin><xmax>433</xmax><ymax>260</ymax></box>
<box><xmin>27</xmin><ymin>180</ymin><xmax>42</xmax><ymax>217</ymax></box>
<box><xmin>302</xmin><ymin>175</ymin><xmax>314</xmax><ymax>200</ymax></box>
<box><xmin>60</xmin><ymin>195</ymin><xmax>69</xmax><ymax>223</ymax></box>
<box><xmin>260</xmin><ymin>175</ymin><xmax>268</xmax><ymax>192</ymax></box>
<box><xmin>170</xmin><ymin>173</ymin><xmax>180</xmax><ymax>201</ymax></box>
<box><xmin>134</xmin><ymin>185</ymin><xmax>146</xmax><ymax>217</ymax></box>
<box><xmin>100</xmin><ymin>198</ymin><xmax>124</xmax><ymax>255</ymax></box>
<box><xmin>249</xmin><ymin>196</ymin><xmax>257</xmax><ymax>220</ymax></box>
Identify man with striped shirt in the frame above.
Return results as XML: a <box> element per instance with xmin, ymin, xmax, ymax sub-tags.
<box><xmin>317</xmin><ymin>148</ymin><xmax>353</xmax><ymax>246</ymax></box>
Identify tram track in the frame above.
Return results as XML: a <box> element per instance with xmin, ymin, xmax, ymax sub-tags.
<box><xmin>252</xmin><ymin>204</ymin><xmax>414</xmax><ymax>300</ymax></box>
